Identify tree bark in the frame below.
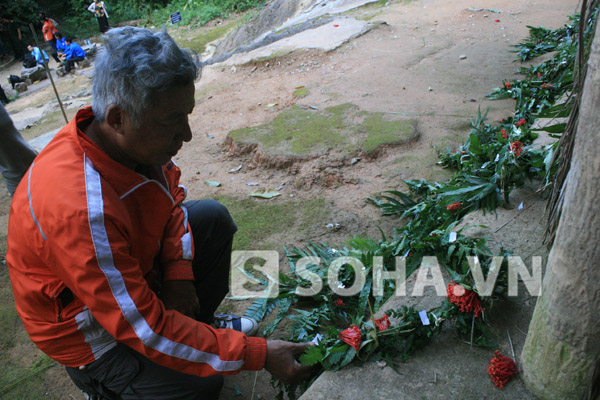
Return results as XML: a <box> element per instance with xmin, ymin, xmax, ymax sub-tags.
<box><xmin>521</xmin><ymin>20</ymin><xmax>600</xmax><ymax>400</ymax></box>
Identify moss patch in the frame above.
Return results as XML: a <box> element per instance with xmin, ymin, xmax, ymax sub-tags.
<box><xmin>211</xmin><ymin>196</ymin><xmax>332</xmax><ymax>250</ymax></box>
<box><xmin>228</xmin><ymin>103</ymin><xmax>416</xmax><ymax>158</ymax></box>
<box><xmin>176</xmin><ymin>19</ymin><xmax>239</xmax><ymax>53</ymax></box>
<box><xmin>293</xmin><ymin>87</ymin><xmax>309</xmax><ymax>98</ymax></box>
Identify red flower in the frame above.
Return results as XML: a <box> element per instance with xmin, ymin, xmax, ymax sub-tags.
<box><xmin>488</xmin><ymin>350</ymin><xmax>518</xmax><ymax>389</ymax></box>
<box><xmin>537</xmin><ymin>72</ymin><xmax>542</xmax><ymax>78</ymax></box>
<box><xmin>446</xmin><ymin>202</ymin><xmax>462</xmax><ymax>212</ymax></box>
<box><xmin>339</xmin><ymin>325</ymin><xmax>362</xmax><ymax>351</ymax></box>
<box><xmin>500</xmin><ymin>129</ymin><xmax>507</xmax><ymax>139</ymax></box>
<box><xmin>447</xmin><ymin>281</ymin><xmax>484</xmax><ymax>317</ymax></box>
<box><xmin>333</xmin><ymin>24</ymin><xmax>339</xmax><ymax>27</ymax></box>
<box><xmin>375</xmin><ymin>315</ymin><xmax>391</xmax><ymax>332</ymax></box>
<box><xmin>510</xmin><ymin>141</ymin><xmax>524</xmax><ymax>157</ymax></box>
<box><xmin>516</xmin><ymin>118</ymin><xmax>527</xmax><ymax>127</ymax></box>
<box><xmin>504</xmin><ymin>82</ymin><xmax>511</xmax><ymax>90</ymax></box>
<box><xmin>541</xmin><ymin>83</ymin><xmax>553</xmax><ymax>89</ymax></box>
<box><xmin>494</xmin><ymin>19</ymin><xmax>500</xmax><ymax>23</ymax></box>
<box><xmin>334</xmin><ymin>298</ymin><xmax>346</xmax><ymax>307</ymax></box>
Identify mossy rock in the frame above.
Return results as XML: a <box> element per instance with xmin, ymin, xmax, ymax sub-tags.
<box><xmin>227</xmin><ymin>103</ymin><xmax>417</xmax><ymax>159</ymax></box>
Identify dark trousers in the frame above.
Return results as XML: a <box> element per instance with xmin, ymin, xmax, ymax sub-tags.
<box><xmin>98</xmin><ymin>16</ymin><xmax>110</xmax><ymax>33</ymax></box>
<box><xmin>66</xmin><ymin>199</ymin><xmax>237</xmax><ymax>399</ymax></box>
<box><xmin>65</xmin><ymin>56</ymin><xmax>85</xmax><ymax>72</ymax></box>
<box><xmin>47</xmin><ymin>38</ymin><xmax>60</xmax><ymax>63</ymax></box>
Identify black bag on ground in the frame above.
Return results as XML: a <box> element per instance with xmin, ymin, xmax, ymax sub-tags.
<box><xmin>8</xmin><ymin>75</ymin><xmax>24</xmax><ymax>89</ymax></box>
<box><xmin>23</xmin><ymin>54</ymin><xmax>36</xmax><ymax>68</ymax></box>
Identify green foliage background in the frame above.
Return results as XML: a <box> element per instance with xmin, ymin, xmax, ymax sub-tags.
<box><xmin>0</xmin><ymin>0</ymin><xmax>264</xmax><ymax>41</ymax></box>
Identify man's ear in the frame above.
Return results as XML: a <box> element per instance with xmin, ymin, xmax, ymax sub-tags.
<box><xmin>104</xmin><ymin>105</ymin><xmax>126</xmax><ymax>135</ymax></box>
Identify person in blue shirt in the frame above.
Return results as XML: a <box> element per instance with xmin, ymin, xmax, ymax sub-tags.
<box><xmin>27</xmin><ymin>44</ymin><xmax>49</xmax><ymax>66</ymax></box>
<box><xmin>59</xmin><ymin>37</ymin><xmax>86</xmax><ymax>73</ymax></box>
<box><xmin>54</xmin><ymin>32</ymin><xmax>67</xmax><ymax>54</ymax></box>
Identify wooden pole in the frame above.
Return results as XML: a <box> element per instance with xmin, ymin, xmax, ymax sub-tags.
<box><xmin>28</xmin><ymin>23</ymin><xmax>68</xmax><ymax>124</ymax></box>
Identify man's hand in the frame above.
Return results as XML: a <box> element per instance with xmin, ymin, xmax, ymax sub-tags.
<box><xmin>160</xmin><ymin>280</ymin><xmax>201</xmax><ymax>319</ymax></box>
<box><xmin>265</xmin><ymin>340</ymin><xmax>313</xmax><ymax>385</ymax></box>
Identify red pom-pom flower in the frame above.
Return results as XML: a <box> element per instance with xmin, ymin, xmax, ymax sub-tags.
<box><xmin>446</xmin><ymin>202</ymin><xmax>462</xmax><ymax>212</ymax></box>
<box><xmin>375</xmin><ymin>315</ymin><xmax>391</xmax><ymax>332</ymax></box>
<box><xmin>488</xmin><ymin>350</ymin><xmax>518</xmax><ymax>389</ymax></box>
<box><xmin>510</xmin><ymin>141</ymin><xmax>524</xmax><ymax>157</ymax></box>
<box><xmin>339</xmin><ymin>325</ymin><xmax>362</xmax><ymax>351</ymax></box>
<box><xmin>447</xmin><ymin>281</ymin><xmax>484</xmax><ymax>317</ymax></box>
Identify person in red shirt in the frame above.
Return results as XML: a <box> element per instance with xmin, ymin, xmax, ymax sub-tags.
<box><xmin>7</xmin><ymin>26</ymin><xmax>311</xmax><ymax>399</ymax></box>
<box><xmin>39</xmin><ymin>13</ymin><xmax>60</xmax><ymax>63</ymax></box>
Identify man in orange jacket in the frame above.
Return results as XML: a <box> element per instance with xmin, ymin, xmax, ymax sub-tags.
<box><xmin>7</xmin><ymin>26</ymin><xmax>310</xmax><ymax>399</ymax></box>
<box><xmin>40</xmin><ymin>13</ymin><xmax>60</xmax><ymax>63</ymax></box>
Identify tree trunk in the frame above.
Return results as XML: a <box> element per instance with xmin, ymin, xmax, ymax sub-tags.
<box><xmin>521</xmin><ymin>20</ymin><xmax>600</xmax><ymax>400</ymax></box>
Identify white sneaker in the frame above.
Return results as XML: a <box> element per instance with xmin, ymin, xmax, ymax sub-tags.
<box><xmin>212</xmin><ymin>314</ymin><xmax>259</xmax><ymax>336</ymax></box>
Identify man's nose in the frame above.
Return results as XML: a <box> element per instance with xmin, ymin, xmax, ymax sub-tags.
<box><xmin>180</xmin><ymin>121</ymin><xmax>192</xmax><ymax>142</ymax></box>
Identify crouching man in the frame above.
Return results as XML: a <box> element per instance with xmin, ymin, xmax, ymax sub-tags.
<box><xmin>7</xmin><ymin>27</ymin><xmax>310</xmax><ymax>400</ymax></box>
<box><xmin>60</xmin><ymin>37</ymin><xmax>86</xmax><ymax>73</ymax></box>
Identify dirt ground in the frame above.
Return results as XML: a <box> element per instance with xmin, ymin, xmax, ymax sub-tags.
<box><xmin>0</xmin><ymin>0</ymin><xmax>581</xmax><ymax>398</ymax></box>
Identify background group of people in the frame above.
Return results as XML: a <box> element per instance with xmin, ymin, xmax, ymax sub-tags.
<box><xmin>0</xmin><ymin>1</ymin><xmax>108</xmax><ymax>65</ymax></box>
<box><xmin>34</xmin><ymin>13</ymin><xmax>87</xmax><ymax>73</ymax></box>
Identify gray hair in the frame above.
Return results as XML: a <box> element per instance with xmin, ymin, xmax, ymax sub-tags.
<box><xmin>92</xmin><ymin>27</ymin><xmax>200</xmax><ymax>127</ymax></box>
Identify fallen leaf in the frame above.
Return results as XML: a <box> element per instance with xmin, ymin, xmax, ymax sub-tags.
<box><xmin>228</xmin><ymin>165</ymin><xmax>243</xmax><ymax>173</ymax></box>
<box><xmin>295</xmin><ymin>85</ymin><xmax>305</xmax><ymax>90</ymax></box>
<box><xmin>267</xmin><ymin>103</ymin><xmax>278</xmax><ymax>108</ymax></box>
<box><xmin>249</xmin><ymin>189</ymin><xmax>280</xmax><ymax>199</ymax></box>
<box><xmin>204</xmin><ymin>180</ymin><xmax>221</xmax><ymax>187</ymax></box>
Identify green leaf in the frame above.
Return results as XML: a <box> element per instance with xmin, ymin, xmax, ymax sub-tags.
<box><xmin>203</xmin><ymin>180</ymin><xmax>221</xmax><ymax>187</ymax></box>
<box><xmin>535</xmin><ymin>102</ymin><xmax>571</xmax><ymax>118</ymax></box>
<box><xmin>249</xmin><ymin>189</ymin><xmax>281</xmax><ymax>199</ymax></box>
<box><xmin>299</xmin><ymin>345</ymin><xmax>324</xmax><ymax>366</ymax></box>
<box><xmin>533</xmin><ymin>122</ymin><xmax>567</xmax><ymax>133</ymax></box>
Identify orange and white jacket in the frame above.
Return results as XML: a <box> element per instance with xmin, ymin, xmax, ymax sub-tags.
<box><xmin>6</xmin><ymin>107</ymin><xmax>266</xmax><ymax>376</ymax></box>
<box><xmin>41</xmin><ymin>20</ymin><xmax>57</xmax><ymax>42</ymax></box>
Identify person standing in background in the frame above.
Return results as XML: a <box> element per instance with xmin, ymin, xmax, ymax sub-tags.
<box><xmin>0</xmin><ymin>17</ymin><xmax>26</xmax><ymax>61</ymax></box>
<box><xmin>0</xmin><ymin>103</ymin><xmax>37</xmax><ymax>195</ymax></box>
<box><xmin>40</xmin><ymin>14</ymin><xmax>60</xmax><ymax>63</ymax></box>
<box><xmin>88</xmin><ymin>0</ymin><xmax>110</xmax><ymax>33</ymax></box>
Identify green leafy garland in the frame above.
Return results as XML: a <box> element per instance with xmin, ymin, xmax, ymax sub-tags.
<box><xmin>238</xmin><ymin>10</ymin><xmax>597</xmax><ymax>399</ymax></box>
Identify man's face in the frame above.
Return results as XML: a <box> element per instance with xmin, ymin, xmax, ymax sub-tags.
<box><xmin>119</xmin><ymin>82</ymin><xmax>195</xmax><ymax>167</ymax></box>
<box><xmin>27</xmin><ymin>45</ymin><xmax>33</xmax><ymax>52</ymax></box>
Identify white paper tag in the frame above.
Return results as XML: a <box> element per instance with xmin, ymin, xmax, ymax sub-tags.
<box><xmin>419</xmin><ymin>310</ymin><xmax>430</xmax><ymax>325</ymax></box>
<box><xmin>518</xmin><ymin>201</ymin><xmax>524</xmax><ymax>210</ymax></box>
<box><xmin>310</xmin><ymin>333</ymin><xmax>323</xmax><ymax>345</ymax></box>
<box><xmin>449</xmin><ymin>232</ymin><xmax>457</xmax><ymax>243</ymax></box>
